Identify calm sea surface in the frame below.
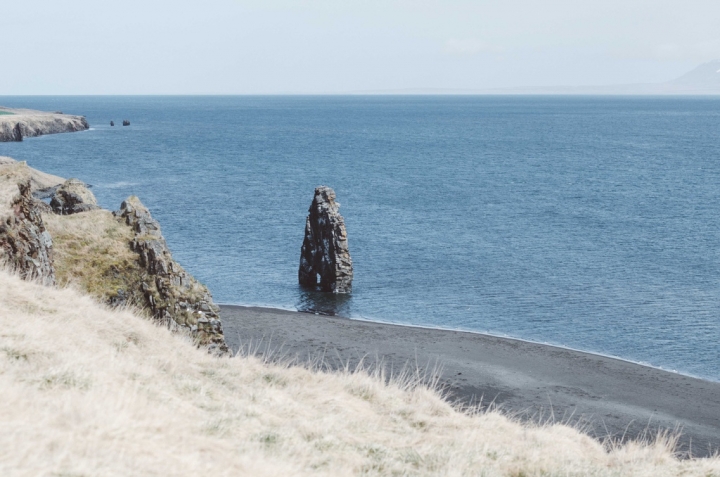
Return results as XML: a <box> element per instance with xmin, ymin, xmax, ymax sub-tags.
<box><xmin>1</xmin><ymin>96</ymin><xmax>719</xmax><ymax>380</ymax></box>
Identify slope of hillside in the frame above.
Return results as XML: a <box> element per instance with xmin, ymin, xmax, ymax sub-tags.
<box><xmin>1</xmin><ymin>270</ymin><xmax>720</xmax><ymax>476</ymax></box>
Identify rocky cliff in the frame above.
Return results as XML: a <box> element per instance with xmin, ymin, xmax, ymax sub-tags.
<box><xmin>113</xmin><ymin>197</ymin><xmax>229</xmax><ymax>355</ymax></box>
<box><xmin>0</xmin><ymin>107</ymin><xmax>89</xmax><ymax>142</ymax></box>
<box><xmin>0</xmin><ymin>181</ymin><xmax>55</xmax><ymax>285</ymax></box>
<box><xmin>299</xmin><ymin>186</ymin><xmax>353</xmax><ymax>293</ymax></box>
<box><xmin>0</xmin><ymin>157</ymin><xmax>229</xmax><ymax>354</ymax></box>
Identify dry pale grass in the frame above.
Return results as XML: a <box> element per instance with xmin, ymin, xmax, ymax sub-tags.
<box><xmin>1</xmin><ymin>270</ymin><xmax>719</xmax><ymax>476</ymax></box>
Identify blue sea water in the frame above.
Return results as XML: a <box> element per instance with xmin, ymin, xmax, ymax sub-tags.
<box><xmin>1</xmin><ymin>95</ymin><xmax>720</xmax><ymax>381</ymax></box>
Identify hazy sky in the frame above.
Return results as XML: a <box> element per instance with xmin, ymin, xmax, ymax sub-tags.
<box><xmin>2</xmin><ymin>0</ymin><xmax>719</xmax><ymax>94</ymax></box>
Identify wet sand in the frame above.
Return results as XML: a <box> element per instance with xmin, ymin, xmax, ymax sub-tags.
<box><xmin>220</xmin><ymin>305</ymin><xmax>720</xmax><ymax>457</ymax></box>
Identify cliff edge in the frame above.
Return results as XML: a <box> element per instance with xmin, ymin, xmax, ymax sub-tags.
<box><xmin>0</xmin><ymin>107</ymin><xmax>89</xmax><ymax>142</ymax></box>
<box><xmin>0</xmin><ymin>157</ymin><xmax>228</xmax><ymax>354</ymax></box>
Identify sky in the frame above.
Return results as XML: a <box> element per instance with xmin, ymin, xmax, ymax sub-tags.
<box><xmin>2</xmin><ymin>0</ymin><xmax>719</xmax><ymax>94</ymax></box>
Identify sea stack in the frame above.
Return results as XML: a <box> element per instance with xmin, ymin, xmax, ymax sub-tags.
<box><xmin>299</xmin><ymin>186</ymin><xmax>353</xmax><ymax>293</ymax></box>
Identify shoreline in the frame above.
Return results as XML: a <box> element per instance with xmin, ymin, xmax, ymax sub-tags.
<box><xmin>219</xmin><ymin>303</ymin><xmax>714</xmax><ymax>384</ymax></box>
<box><xmin>220</xmin><ymin>304</ymin><xmax>720</xmax><ymax>457</ymax></box>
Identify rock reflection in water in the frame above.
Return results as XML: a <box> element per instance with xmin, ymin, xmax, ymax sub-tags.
<box><xmin>296</xmin><ymin>288</ymin><xmax>352</xmax><ymax>316</ymax></box>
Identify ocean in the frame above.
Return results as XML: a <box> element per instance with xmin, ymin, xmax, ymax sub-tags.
<box><xmin>1</xmin><ymin>95</ymin><xmax>719</xmax><ymax>381</ymax></box>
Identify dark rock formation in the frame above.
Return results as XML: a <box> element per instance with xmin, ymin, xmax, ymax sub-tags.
<box><xmin>50</xmin><ymin>179</ymin><xmax>100</xmax><ymax>215</ymax></box>
<box><xmin>110</xmin><ymin>121</ymin><xmax>115</xmax><ymax>127</ymax></box>
<box><xmin>0</xmin><ymin>111</ymin><xmax>89</xmax><ymax>142</ymax></box>
<box><xmin>0</xmin><ymin>181</ymin><xmax>55</xmax><ymax>285</ymax></box>
<box><xmin>122</xmin><ymin>120</ymin><xmax>130</xmax><ymax>126</ymax></box>
<box><xmin>114</xmin><ymin>196</ymin><xmax>229</xmax><ymax>355</ymax></box>
<box><xmin>12</xmin><ymin>123</ymin><xmax>22</xmax><ymax>142</ymax></box>
<box><xmin>299</xmin><ymin>186</ymin><xmax>353</xmax><ymax>293</ymax></box>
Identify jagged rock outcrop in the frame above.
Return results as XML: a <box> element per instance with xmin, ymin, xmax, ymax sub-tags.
<box><xmin>122</xmin><ymin>120</ymin><xmax>130</xmax><ymax>126</ymax></box>
<box><xmin>0</xmin><ymin>156</ymin><xmax>228</xmax><ymax>355</ymax></box>
<box><xmin>11</xmin><ymin>123</ymin><xmax>22</xmax><ymax>142</ymax></box>
<box><xmin>299</xmin><ymin>186</ymin><xmax>353</xmax><ymax>293</ymax></box>
<box><xmin>0</xmin><ymin>108</ymin><xmax>89</xmax><ymax>142</ymax></box>
<box><xmin>114</xmin><ymin>196</ymin><xmax>229</xmax><ymax>355</ymax></box>
<box><xmin>50</xmin><ymin>178</ymin><xmax>100</xmax><ymax>215</ymax></box>
<box><xmin>0</xmin><ymin>181</ymin><xmax>55</xmax><ymax>285</ymax></box>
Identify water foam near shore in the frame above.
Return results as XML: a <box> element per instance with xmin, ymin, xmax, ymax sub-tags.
<box><xmin>1</xmin><ymin>95</ymin><xmax>720</xmax><ymax>381</ymax></box>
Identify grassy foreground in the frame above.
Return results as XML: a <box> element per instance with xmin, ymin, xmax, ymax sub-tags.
<box><xmin>1</xmin><ymin>271</ymin><xmax>719</xmax><ymax>476</ymax></box>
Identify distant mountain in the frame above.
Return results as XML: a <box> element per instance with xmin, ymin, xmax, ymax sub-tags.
<box><xmin>352</xmin><ymin>60</ymin><xmax>720</xmax><ymax>95</ymax></box>
<box><xmin>666</xmin><ymin>59</ymin><xmax>720</xmax><ymax>93</ymax></box>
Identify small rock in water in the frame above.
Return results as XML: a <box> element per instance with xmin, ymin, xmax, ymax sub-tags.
<box><xmin>110</xmin><ymin>121</ymin><xmax>114</xmax><ymax>126</ymax></box>
<box><xmin>122</xmin><ymin>120</ymin><xmax>130</xmax><ymax>126</ymax></box>
<box><xmin>299</xmin><ymin>186</ymin><xmax>353</xmax><ymax>293</ymax></box>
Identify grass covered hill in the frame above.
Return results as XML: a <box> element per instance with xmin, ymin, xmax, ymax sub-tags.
<box><xmin>2</xmin><ymin>273</ymin><xmax>720</xmax><ymax>475</ymax></box>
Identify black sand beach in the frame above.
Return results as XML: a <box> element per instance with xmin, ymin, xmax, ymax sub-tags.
<box><xmin>221</xmin><ymin>305</ymin><xmax>720</xmax><ymax>457</ymax></box>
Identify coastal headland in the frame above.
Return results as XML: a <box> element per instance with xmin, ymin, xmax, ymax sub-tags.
<box><xmin>0</xmin><ymin>107</ymin><xmax>89</xmax><ymax>142</ymax></box>
<box><xmin>221</xmin><ymin>305</ymin><xmax>720</xmax><ymax>457</ymax></box>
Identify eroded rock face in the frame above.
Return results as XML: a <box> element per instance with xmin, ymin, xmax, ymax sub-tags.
<box><xmin>11</xmin><ymin>124</ymin><xmax>22</xmax><ymax>142</ymax></box>
<box><xmin>0</xmin><ymin>181</ymin><xmax>55</xmax><ymax>285</ymax></box>
<box><xmin>299</xmin><ymin>186</ymin><xmax>353</xmax><ymax>293</ymax></box>
<box><xmin>0</xmin><ymin>111</ymin><xmax>89</xmax><ymax>142</ymax></box>
<box><xmin>114</xmin><ymin>196</ymin><xmax>229</xmax><ymax>355</ymax></box>
<box><xmin>50</xmin><ymin>179</ymin><xmax>100</xmax><ymax>215</ymax></box>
